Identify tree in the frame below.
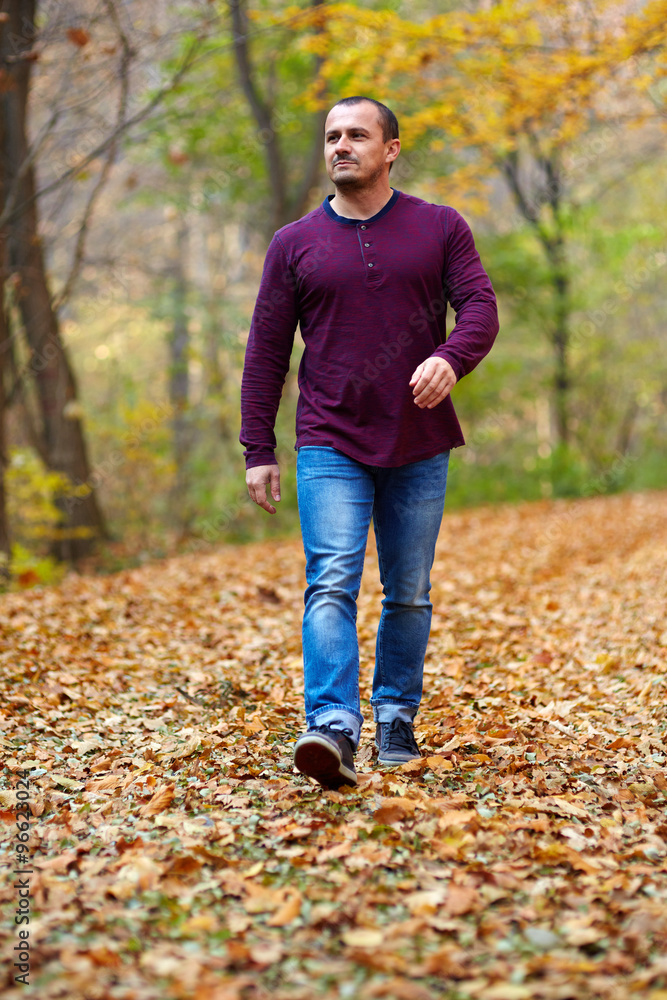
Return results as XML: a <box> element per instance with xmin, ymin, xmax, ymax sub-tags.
<box><xmin>0</xmin><ymin>0</ymin><xmax>209</xmax><ymax>564</ymax></box>
<box><xmin>229</xmin><ymin>0</ymin><xmax>327</xmax><ymax>233</ymax></box>
<box><xmin>303</xmin><ymin>0</ymin><xmax>667</xmax><ymax>449</ymax></box>
<box><xmin>0</xmin><ymin>297</ymin><xmax>9</xmax><ymax>582</ymax></box>
<box><xmin>0</xmin><ymin>1</ymin><xmax>108</xmax><ymax>560</ymax></box>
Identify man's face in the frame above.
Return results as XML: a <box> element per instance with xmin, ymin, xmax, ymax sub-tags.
<box><xmin>324</xmin><ymin>101</ymin><xmax>399</xmax><ymax>191</ymax></box>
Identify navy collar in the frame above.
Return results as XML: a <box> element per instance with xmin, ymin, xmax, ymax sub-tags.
<box><xmin>322</xmin><ymin>188</ymin><xmax>400</xmax><ymax>226</ymax></box>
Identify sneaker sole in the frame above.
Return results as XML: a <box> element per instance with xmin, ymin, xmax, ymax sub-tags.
<box><xmin>375</xmin><ymin>741</ymin><xmax>421</xmax><ymax>766</ymax></box>
<box><xmin>294</xmin><ymin>734</ymin><xmax>357</xmax><ymax>789</ymax></box>
<box><xmin>376</xmin><ymin>755</ymin><xmax>422</xmax><ymax>766</ymax></box>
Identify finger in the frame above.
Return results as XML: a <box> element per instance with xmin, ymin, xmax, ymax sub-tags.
<box><xmin>248</xmin><ymin>482</ymin><xmax>274</xmax><ymax>513</ymax></box>
<box><xmin>409</xmin><ymin>362</ymin><xmax>424</xmax><ymax>387</ymax></box>
<box><xmin>421</xmin><ymin>379</ymin><xmax>455</xmax><ymax>408</ymax></box>
<box><xmin>256</xmin><ymin>489</ymin><xmax>277</xmax><ymax>514</ymax></box>
<box><xmin>270</xmin><ymin>468</ymin><xmax>281</xmax><ymax>502</ymax></box>
<box><xmin>413</xmin><ymin>369</ymin><xmax>445</xmax><ymax>402</ymax></box>
<box><xmin>414</xmin><ymin>375</ymin><xmax>452</xmax><ymax>407</ymax></box>
<box><xmin>412</xmin><ymin>370</ymin><xmax>435</xmax><ymax>396</ymax></box>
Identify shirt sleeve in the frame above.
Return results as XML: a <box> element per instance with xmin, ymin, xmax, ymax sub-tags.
<box><xmin>432</xmin><ymin>208</ymin><xmax>499</xmax><ymax>381</ymax></box>
<box><xmin>240</xmin><ymin>235</ymin><xmax>298</xmax><ymax>469</ymax></box>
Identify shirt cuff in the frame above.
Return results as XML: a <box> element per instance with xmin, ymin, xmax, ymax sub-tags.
<box><xmin>245</xmin><ymin>452</ymin><xmax>278</xmax><ymax>470</ymax></box>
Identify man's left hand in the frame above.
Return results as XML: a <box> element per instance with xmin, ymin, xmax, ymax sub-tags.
<box><xmin>409</xmin><ymin>356</ymin><xmax>457</xmax><ymax>409</ymax></box>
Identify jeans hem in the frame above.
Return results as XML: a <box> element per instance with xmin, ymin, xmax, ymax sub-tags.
<box><xmin>305</xmin><ymin>705</ymin><xmax>364</xmax><ymax>747</ymax></box>
<box><xmin>371</xmin><ymin>702</ymin><xmax>419</xmax><ymax>724</ymax></box>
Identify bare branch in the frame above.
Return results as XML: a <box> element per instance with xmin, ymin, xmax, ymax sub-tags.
<box><xmin>499</xmin><ymin>150</ymin><xmax>539</xmax><ymax>226</ymax></box>
<box><xmin>289</xmin><ymin>0</ymin><xmax>326</xmax><ymax>220</ymax></box>
<box><xmin>229</xmin><ymin>0</ymin><xmax>287</xmax><ymax>229</ymax></box>
<box><xmin>0</xmin><ymin>103</ymin><xmax>61</xmax><ymax>236</ymax></box>
<box><xmin>0</xmin><ymin>32</ymin><xmax>204</xmax><ymax>231</ymax></box>
<box><xmin>51</xmin><ymin>0</ymin><xmax>133</xmax><ymax>312</ymax></box>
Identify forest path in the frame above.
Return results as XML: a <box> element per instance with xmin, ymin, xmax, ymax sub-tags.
<box><xmin>1</xmin><ymin>491</ymin><xmax>666</xmax><ymax>1000</ymax></box>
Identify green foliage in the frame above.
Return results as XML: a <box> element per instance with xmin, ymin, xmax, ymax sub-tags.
<box><xmin>130</xmin><ymin>1</ymin><xmax>329</xmax><ymax>230</ymax></box>
<box><xmin>6</xmin><ymin>450</ymin><xmax>68</xmax><ymax>587</ymax></box>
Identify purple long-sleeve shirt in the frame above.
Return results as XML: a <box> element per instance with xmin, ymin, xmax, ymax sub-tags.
<box><xmin>240</xmin><ymin>189</ymin><xmax>499</xmax><ymax>469</ymax></box>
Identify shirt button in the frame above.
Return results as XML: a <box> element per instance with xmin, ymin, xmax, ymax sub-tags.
<box><xmin>360</xmin><ymin>225</ymin><xmax>367</xmax><ymax>230</ymax></box>
<box><xmin>364</xmin><ymin>242</ymin><xmax>370</xmax><ymax>247</ymax></box>
<box><xmin>368</xmin><ymin>262</ymin><xmax>374</xmax><ymax>267</ymax></box>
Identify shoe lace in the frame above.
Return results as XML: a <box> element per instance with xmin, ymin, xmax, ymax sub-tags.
<box><xmin>383</xmin><ymin>719</ymin><xmax>418</xmax><ymax>752</ymax></box>
<box><xmin>311</xmin><ymin>723</ymin><xmax>354</xmax><ymax>747</ymax></box>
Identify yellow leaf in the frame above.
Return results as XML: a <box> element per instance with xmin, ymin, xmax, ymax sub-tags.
<box><xmin>181</xmin><ymin>914</ymin><xmax>218</xmax><ymax>933</ymax></box>
<box><xmin>267</xmin><ymin>890</ymin><xmax>302</xmax><ymax>926</ymax></box>
<box><xmin>342</xmin><ymin>928</ymin><xmax>385</xmax><ymax>948</ymax></box>
<box><xmin>425</xmin><ymin>754</ymin><xmax>454</xmax><ymax>770</ymax></box>
<box><xmin>480</xmin><ymin>985</ymin><xmax>533</xmax><ymax>1000</ymax></box>
<box><xmin>404</xmin><ymin>889</ymin><xmax>446</xmax><ymax>915</ymax></box>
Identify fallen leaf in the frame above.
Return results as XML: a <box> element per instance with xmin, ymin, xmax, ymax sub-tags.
<box><xmin>443</xmin><ymin>885</ymin><xmax>480</xmax><ymax>916</ymax></box>
<box><xmin>267</xmin><ymin>889</ymin><xmax>302</xmax><ymax>926</ymax></box>
<box><xmin>342</xmin><ymin>928</ymin><xmax>385</xmax><ymax>948</ymax></box>
<box><xmin>138</xmin><ymin>784</ymin><xmax>175</xmax><ymax>817</ymax></box>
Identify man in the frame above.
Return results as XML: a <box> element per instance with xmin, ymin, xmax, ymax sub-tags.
<box><xmin>241</xmin><ymin>96</ymin><xmax>499</xmax><ymax>790</ymax></box>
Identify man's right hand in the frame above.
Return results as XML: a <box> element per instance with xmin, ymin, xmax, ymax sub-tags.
<box><xmin>246</xmin><ymin>464</ymin><xmax>281</xmax><ymax>515</ymax></box>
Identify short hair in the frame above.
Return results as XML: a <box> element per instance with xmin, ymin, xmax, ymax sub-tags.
<box><xmin>331</xmin><ymin>96</ymin><xmax>399</xmax><ymax>143</ymax></box>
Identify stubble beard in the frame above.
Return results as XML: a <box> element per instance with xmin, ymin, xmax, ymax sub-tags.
<box><xmin>331</xmin><ymin>160</ymin><xmax>385</xmax><ymax>192</ymax></box>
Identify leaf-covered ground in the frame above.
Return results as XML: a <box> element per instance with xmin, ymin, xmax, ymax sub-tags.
<box><xmin>1</xmin><ymin>490</ymin><xmax>666</xmax><ymax>1000</ymax></box>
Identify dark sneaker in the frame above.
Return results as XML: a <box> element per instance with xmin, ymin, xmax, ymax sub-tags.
<box><xmin>375</xmin><ymin>718</ymin><xmax>421</xmax><ymax>765</ymax></box>
<box><xmin>294</xmin><ymin>724</ymin><xmax>357</xmax><ymax>789</ymax></box>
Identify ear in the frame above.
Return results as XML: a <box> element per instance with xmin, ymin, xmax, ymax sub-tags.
<box><xmin>386</xmin><ymin>138</ymin><xmax>401</xmax><ymax>164</ymax></box>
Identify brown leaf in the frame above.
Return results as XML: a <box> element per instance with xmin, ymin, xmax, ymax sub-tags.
<box><xmin>443</xmin><ymin>884</ymin><xmax>480</xmax><ymax>916</ymax></box>
<box><xmin>374</xmin><ymin>796</ymin><xmax>417</xmax><ymax>824</ymax></box>
<box><xmin>138</xmin><ymin>784</ymin><xmax>175</xmax><ymax>817</ymax></box>
<box><xmin>243</xmin><ymin>883</ymin><xmax>287</xmax><ymax>914</ymax></box>
<box><xmin>438</xmin><ymin>809</ymin><xmax>476</xmax><ymax>829</ymax></box>
<box><xmin>86</xmin><ymin>775</ymin><xmax>123</xmax><ymax>792</ymax></box>
<box><xmin>36</xmin><ymin>851</ymin><xmax>78</xmax><ymax>873</ymax></box>
<box><xmin>423</xmin><ymin>945</ymin><xmax>467</xmax><ymax>977</ymax></box>
<box><xmin>164</xmin><ymin>854</ymin><xmax>203</xmax><ymax>877</ymax></box>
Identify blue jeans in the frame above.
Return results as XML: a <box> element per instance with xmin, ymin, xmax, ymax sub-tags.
<box><xmin>296</xmin><ymin>446</ymin><xmax>449</xmax><ymax>748</ymax></box>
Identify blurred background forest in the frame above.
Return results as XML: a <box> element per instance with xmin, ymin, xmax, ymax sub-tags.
<box><xmin>0</xmin><ymin>0</ymin><xmax>665</xmax><ymax>588</ymax></box>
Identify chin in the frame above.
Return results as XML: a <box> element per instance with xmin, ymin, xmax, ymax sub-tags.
<box><xmin>333</xmin><ymin>172</ymin><xmax>365</xmax><ymax>188</ymax></box>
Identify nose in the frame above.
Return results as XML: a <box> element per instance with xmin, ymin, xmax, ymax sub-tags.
<box><xmin>334</xmin><ymin>133</ymin><xmax>352</xmax><ymax>156</ymax></box>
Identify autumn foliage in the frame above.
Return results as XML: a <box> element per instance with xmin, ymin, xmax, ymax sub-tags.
<box><xmin>1</xmin><ymin>491</ymin><xmax>666</xmax><ymax>998</ymax></box>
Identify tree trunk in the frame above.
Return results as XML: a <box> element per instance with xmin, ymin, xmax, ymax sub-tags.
<box><xmin>0</xmin><ymin>12</ymin><xmax>10</xmax><ymax>580</ymax></box>
<box><xmin>230</xmin><ymin>0</ymin><xmax>326</xmax><ymax>233</ymax></box>
<box><xmin>1</xmin><ymin>0</ymin><xmax>107</xmax><ymax>561</ymax></box>
<box><xmin>545</xmin><ymin>234</ymin><xmax>571</xmax><ymax>447</ymax></box>
<box><xmin>501</xmin><ymin>146</ymin><xmax>572</xmax><ymax>448</ymax></box>
<box><xmin>0</xmin><ymin>312</ymin><xmax>10</xmax><ymax>582</ymax></box>
<box><xmin>168</xmin><ymin>213</ymin><xmax>191</xmax><ymax>532</ymax></box>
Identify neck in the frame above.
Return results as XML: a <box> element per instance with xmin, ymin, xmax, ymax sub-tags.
<box><xmin>330</xmin><ymin>180</ymin><xmax>394</xmax><ymax>221</ymax></box>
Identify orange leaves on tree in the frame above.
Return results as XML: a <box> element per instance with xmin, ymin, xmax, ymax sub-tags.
<box><xmin>66</xmin><ymin>28</ymin><xmax>90</xmax><ymax>47</ymax></box>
